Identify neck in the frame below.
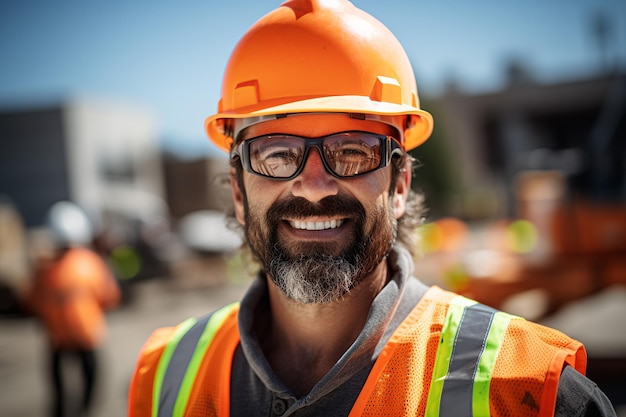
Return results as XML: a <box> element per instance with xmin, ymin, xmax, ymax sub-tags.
<box><xmin>260</xmin><ymin>261</ymin><xmax>389</xmax><ymax>397</ymax></box>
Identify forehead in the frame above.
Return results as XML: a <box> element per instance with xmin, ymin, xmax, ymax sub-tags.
<box><xmin>239</xmin><ymin>113</ymin><xmax>398</xmax><ymax>140</ymax></box>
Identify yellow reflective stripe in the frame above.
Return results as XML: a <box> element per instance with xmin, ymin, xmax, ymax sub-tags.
<box><xmin>425</xmin><ymin>296</ymin><xmax>476</xmax><ymax>416</ymax></box>
<box><xmin>152</xmin><ymin>317</ymin><xmax>197</xmax><ymax>417</ymax></box>
<box><xmin>472</xmin><ymin>312</ymin><xmax>516</xmax><ymax>417</ymax></box>
<box><xmin>172</xmin><ymin>302</ymin><xmax>239</xmax><ymax>416</ymax></box>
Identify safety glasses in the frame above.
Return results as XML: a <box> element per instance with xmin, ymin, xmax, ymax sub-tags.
<box><xmin>231</xmin><ymin>131</ymin><xmax>403</xmax><ymax>180</ymax></box>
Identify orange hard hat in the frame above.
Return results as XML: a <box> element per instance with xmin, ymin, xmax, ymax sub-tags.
<box><xmin>205</xmin><ymin>0</ymin><xmax>433</xmax><ymax>152</ymax></box>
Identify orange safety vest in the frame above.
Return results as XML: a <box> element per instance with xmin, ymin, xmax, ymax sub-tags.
<box><xmin>24</xmin><ymin>247</ymin><xmax>121</xmax><ymax>350</ymax></box>
<box><xmin>128</xmin><ymin>286</ymin><xmax>586</xmax><ymax>417</ymax></box>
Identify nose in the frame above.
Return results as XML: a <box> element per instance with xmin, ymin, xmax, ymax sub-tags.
<box><xmin>291</xmin><ymin>147</ymin><xmax>339</xmax><ymax>202</ymax></box>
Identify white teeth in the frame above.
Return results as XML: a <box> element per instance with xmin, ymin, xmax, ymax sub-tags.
<box><xmin>291</xmin><ymin>219</ymin><xmax>344</xmax><ymax>230</ymax></box>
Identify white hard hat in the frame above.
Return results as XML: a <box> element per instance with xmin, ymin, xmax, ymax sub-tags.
<box><xmin>46</xmin><ymin>201</ymin><xmax>93</xmax><ymax>247</ymax></box>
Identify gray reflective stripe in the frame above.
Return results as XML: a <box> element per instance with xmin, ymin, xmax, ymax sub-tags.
<box><xmin>439</xmin><ymin>303</ymin><xmax>496</xmax><ymax>416</ymax></box>
<box><xmin>158</xmin><ymin>315</ymin><xmax>212</xmax><ymax>417</ymax></box>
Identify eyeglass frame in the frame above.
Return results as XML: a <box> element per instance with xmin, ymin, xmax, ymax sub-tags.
<box><xmin>230</xmin><ymin>130</ymin><xmax>404</xmax><ymax>181</ymax></box>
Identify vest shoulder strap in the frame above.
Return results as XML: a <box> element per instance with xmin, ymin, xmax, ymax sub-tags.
<box><xmin>351</xmin><ymin>286</ymin><xmax>586</xmax><ymax>417</ymax></box>
<box><xmin>128</xmin><ymin>303</ymin><xmax>240</xmax><ymax>417</ymax></box>
<box><xmin>129</xmin><ymin>326</ymin><xmax>179</xmax><ymax>417</ymax></box>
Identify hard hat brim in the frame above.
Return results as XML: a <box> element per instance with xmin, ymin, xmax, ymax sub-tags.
<box><xmin>205</xmin><ymin>95</ymin><xmax>433</xmax><ymax>153</ymax></box>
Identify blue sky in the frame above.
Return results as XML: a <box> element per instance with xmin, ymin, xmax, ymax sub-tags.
<box><xmin>1</xmin><ymin>0</ymin><xmax>625</xmax><ymax>158</ymax></box>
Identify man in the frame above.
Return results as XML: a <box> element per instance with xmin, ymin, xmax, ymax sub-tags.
<box><xmin>23</xmin><ymin>201</ymin><xmax>121</xmax><ymax>417</ymax></box>
<box><xmin>128</xmin><ymin>1</ymin><xmax>616</xmax><ymax>415</ymax></box>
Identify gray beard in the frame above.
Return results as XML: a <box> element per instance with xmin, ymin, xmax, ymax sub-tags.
<box><xmin>244</xmin><ymin>194</ymin><xmax>397</xmax><ymax>305</ymax></box>
<box><xmin>268</xmin><ymin>251</ymin><xmax>361</xmax><ymax>304</ymax></box>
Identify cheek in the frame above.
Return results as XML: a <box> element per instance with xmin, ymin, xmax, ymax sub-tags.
<box><xmin>242</xmin><ymin>175</ymin><xmax>284</xmax><ymax>214</ymax></box>
<box><xmin>350</xmin><ymin>171</ymin><xmax>392</xmax><ymax>205</ymax></box>
<box><xmin>349</xmin><ymin>182</ymin><xmax>394</xmax><ymax>231</ymax></box>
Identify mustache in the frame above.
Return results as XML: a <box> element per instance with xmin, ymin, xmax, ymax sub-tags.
<box><xmin>267</xmin><ymin>195</ymin><xmax>365</xmax><ymax>222</ymax></box>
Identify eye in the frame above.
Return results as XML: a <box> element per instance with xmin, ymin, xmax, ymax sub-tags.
<box><xmin>334</xmin><ymin>143</ymin><xmax>375</xmax><ymax>161</ymax></box>
<box><xmin>259</xmin><ymin>148</ymin><xmax>299</xmax><ymax>162</ymax></box>
<box><xmin>252</xmin><ymin>137</ymin><xmax>301</xmax><ymax>162</ymax></box>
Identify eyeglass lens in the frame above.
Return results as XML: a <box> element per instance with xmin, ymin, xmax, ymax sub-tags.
<box><xmin>248</xmin><ymin>132</ymin><xmax>384</xmax><ymax>178</ymax></box>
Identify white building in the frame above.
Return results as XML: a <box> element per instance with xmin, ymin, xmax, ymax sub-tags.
<box><xmin>0</xmin><ymin>97</ymin><xmax>166</xmax><ymax>229</ymax></box>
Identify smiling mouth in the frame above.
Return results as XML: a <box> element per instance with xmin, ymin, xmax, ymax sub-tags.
<box><xmin>289</xmin><ymin>219</ymin><xmax>345</xmax><ymax>231</ymax></box>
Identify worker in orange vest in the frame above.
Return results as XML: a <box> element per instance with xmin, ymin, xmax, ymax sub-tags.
<box><xmin>128</xmin><ymin>1</ymin><xmax>616</xmax><ymax>415</ymax></box>
<box><xmin>23</xmin><ymin>201</ymin><xmax>121</xmax><ymax>417</ymax></box>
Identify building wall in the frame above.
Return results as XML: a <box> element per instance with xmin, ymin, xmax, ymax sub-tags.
<box><xmin>63</xmin><ymin>98</ymin><xmax>165</xmax><ymax>225</ymax></box>
<box><xmin>0</xmin><ymin>107</ymin><xmax>70</xmax><ymax>226</ymax></box>
<box><xmin>430</xmin><ymin>72</ymin><xmax>625</xmax><ymax>219</ymax></box>
<box><xmin>163</xmin><ymin>156</ymin><xmax>230</xmax><ymax>220</ymax></box>
<box><xmin>0</xmin><ymin>98</ymin><xmax>165</xmax><ymax>231</ymax></box>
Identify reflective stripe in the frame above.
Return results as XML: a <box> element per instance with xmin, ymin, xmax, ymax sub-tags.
<box><xmin>472</xmin><ymin>312</ymin><xmax>513</xmax><ymax>416</ymax></box>
<box><xmin>154</xmin><ymin>303</ymin><xmax>239</xmax><ymax>417</ymax></box>
<box><xmin>426</xmin><ymin>296</ymin><xmax>476</xmax><ymax>416</ymax></box>
<box><xmin>152</xmin><ymin>318</ymin><xmax>197</xmax><ymax>417</ymax></box>
<box><xmin>158</xmin><ymin>316</ymin><xmax>211</xmax><ymax>417</ymax></box>
<box><xmin>426</xmin><ymin>296</ymin><xmax>514</xmax><ymax>417</ymax></box>
<box><xmin>440</xmin><ymin>303</ymin><xmax>495</xmax><ymax>416</ymax></box>
<box><xmin>173</xmin><ymin>303</ymin><xmax>239</xmax><ymax>416</ymax></box>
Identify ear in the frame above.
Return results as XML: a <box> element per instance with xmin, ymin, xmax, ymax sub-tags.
<box><xmin>392</xmin><ymin>160</ymin><xmax>412</xmax><ymax>219</ymax></box>
<box><xmin>230</xmin><ymin>168</ymin><xmax>246</xmax><ymax>225</ymax></box>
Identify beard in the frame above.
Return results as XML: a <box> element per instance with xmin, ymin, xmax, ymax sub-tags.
<box><xmin>243</xmin><ymin>194</ymin><xmax>397</xmax><ymax>304</ymax></box>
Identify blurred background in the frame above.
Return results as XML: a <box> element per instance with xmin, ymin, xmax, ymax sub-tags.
<box><xmin>0</xmin><ymin>0</ymin><xmax>625</xmax><ymax>416</ymax></box>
